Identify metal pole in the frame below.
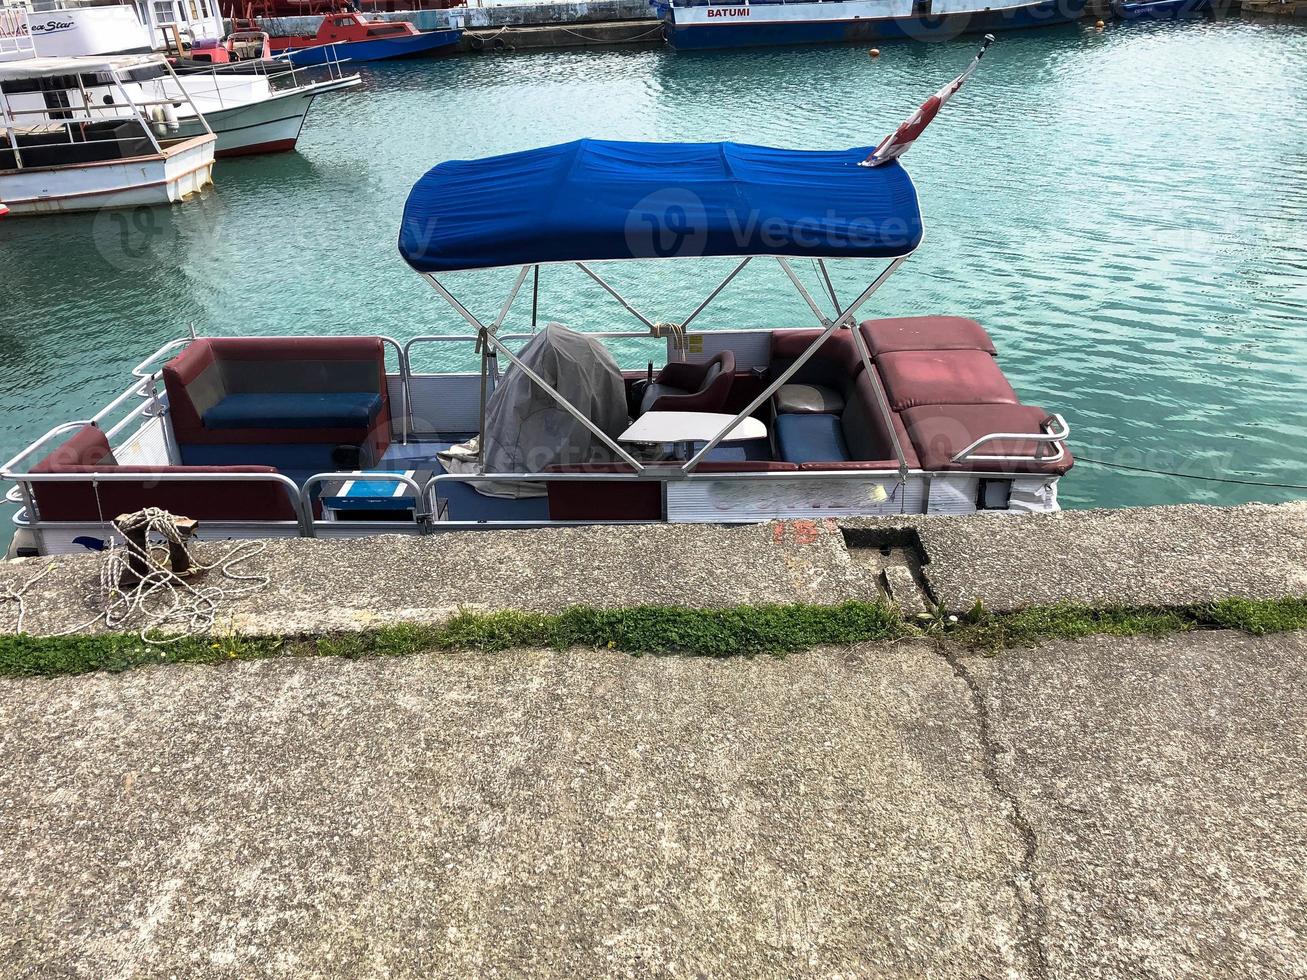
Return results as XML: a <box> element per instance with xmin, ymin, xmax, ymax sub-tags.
<box><xmin>576</xmin><ymin>262</ymin><xmax>659</xmax><ymax>332</ymax></box>
<box><xmin>682</xmin><ymin>256</ymin><xmax>908</xmax><ymax>472</ymax></box>
<box><xmin>777</xmin><ymin>257</ymin><xmax>833</xmax><ymax>327</ymax></box>
<box><xmin>817</xmin><ymin>259</ymin><xmax>842</xmax><ymax>315</ymax></box>
<box><xmin>111</xmin><ymin>70</ymin><xmax>164</xmax><ymax>154</ymax></box>
<box><xmin>679</xmin><ymin>256</ymin><xmax>751</xmax><ymax>331</ymax></box>
<box><xmin>0</xmin><ymin>84</ymin><xmax>23</xmax><ymax>170</ymax></box>
<box><xmin>531</xmin><ymin>264</ymin><xmax>539</xmax><ymax>330</ymax></box>
<box><xmin>491</xmin><ymin>265</ymin><xmax>530</xmax><ymax>336</ymax></box>
<box><xmin>846</xmin><ymin>305</ymin><xmax>908</xmax><ymax>484</ymax></box>
<box><xmin>161</xmin><ymin>55</ymin><xmax>214</xmax><ymax>136</ymax></box>
<box><xmin>423</xmin><ymin>274</ymin><xmax>645</xmax><ymax>472</ymax></box>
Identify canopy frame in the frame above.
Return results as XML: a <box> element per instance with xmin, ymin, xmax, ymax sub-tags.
<box><xmin>420</xmin><ymin>248</ymin><xmax>917</xmax><ymax>480</ymax></box>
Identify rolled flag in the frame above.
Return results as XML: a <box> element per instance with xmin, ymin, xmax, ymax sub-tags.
<box><xmin>862</xmin><ymin>34</ymin><xmax>995</xmax><ymax>167</ymax></box>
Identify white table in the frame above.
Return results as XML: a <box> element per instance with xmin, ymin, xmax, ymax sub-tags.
<box><xmin>620</xmin><ymin>411</ymin><xmax>768</xmax><ymax>445</ymax></box>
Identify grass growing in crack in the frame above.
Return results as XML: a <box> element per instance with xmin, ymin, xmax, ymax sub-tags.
<box><xmin>1199</xmin><ymin>597</ymin><xmax>1307</xmax><ymax>635</ymax></box>
<box><xmin>952</xmin><ymin>602</ymin><xmax>1192</xmax><ymax>652</ymax></box>
<box><xmin>1</xmin><ymin>596</ymin><xmax>1305</xmax><ymax>677</ymax></box>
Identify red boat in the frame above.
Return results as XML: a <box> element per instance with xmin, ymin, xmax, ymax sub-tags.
<box><xmin>224</xmin><ymin>0</ymin><xmax>464</xmax><ymax>20</ymax></box>
<box><xmin>260</xmin><ymin>10</ymin><xmax>461</xmax><ymax>64</ymax></box>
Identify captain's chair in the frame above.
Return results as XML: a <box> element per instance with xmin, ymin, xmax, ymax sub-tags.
<box><xmin>640</xmin><ymin>351</ymin><xmax>736</xmax><ymax>414</ymax></box>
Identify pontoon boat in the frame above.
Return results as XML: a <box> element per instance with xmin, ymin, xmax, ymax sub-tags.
<box><xmin>3</xmin><ymin>135</ymin><xmax>1072</xmax><ymax>556</ymax></box>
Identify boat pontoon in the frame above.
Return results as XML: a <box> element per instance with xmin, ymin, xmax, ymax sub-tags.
<box><xmin>0</xmin><ymin>51</ymin><xmax>215</xmax><ymax>213</ymax></box>
<box><xmin>3</xmin><ymin>132</ymin><xmax>1072</xmax><ymax>556</ymax></box>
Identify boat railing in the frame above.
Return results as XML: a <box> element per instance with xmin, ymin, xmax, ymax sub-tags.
<box><xmin>299</xmin><ymin>471</ymin><xmax>429</xmax><ymax>521</ymax></box>
<box><xmin>951</xmin><ymin>413</ymin><xmax>1070</xmax><ymax>464</ymax></box>
<box><xmin>167</xmin><ymin>57</ymin><xmax>357</xmax><ymax>113</ymax></box>
<box><xmin>419</xmin><ymin>468</ymin><xmax>911</xmax><ymax>529</ymax></box>
<box><xmin>0</xmin><ymin>4</ymin><xmax>35</xmax><ymax>61</ymax></box>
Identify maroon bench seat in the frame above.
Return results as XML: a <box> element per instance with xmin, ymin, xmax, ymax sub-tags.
<box><xmin>26</xmin><ymin>424</ymin><xmax>299</xmax><ymax>523</ymax></box>
<box><xmin>876</xmin><ymin>349</ymin><xmax>1019</xmax><ymax>413</ymax></box>
<box><xmin>858</xmin><ymin>316</ymin><xmax>997</xmax><ymax>357</ymax></box>
<box><xmin>162</xmin><ymin>337</ymin><xmax>392</xmax><ymax>468</ymax></box>
<box><xmin>900</xmin><ymin>404</ymin><xmax>1073</xmax><ymax>475</ymax></box>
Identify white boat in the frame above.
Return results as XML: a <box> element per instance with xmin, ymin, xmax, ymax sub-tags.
<box><xmin>0</xmin><ymin>52</ymin><xmax>215</xmax><ymax>213</ymax></box>
<box><xmin>7</xmin><ymin>0</ymin><xmax>224</xmax><ymax>58</ymax></box>
<box><xmin>2</xmin><ymin>6</ymin><xmax>361</xmax><ymax>156</ymax></box>
<box><xmin>171</xmin><ymin>65</ymin><xmax>361</xmax><ymax>156</ymax></box>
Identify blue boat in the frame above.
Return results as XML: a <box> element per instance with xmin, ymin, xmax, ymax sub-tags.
<box><xmin>1112</xmin><ymin>0</ymin><xmax>1213</xmax><ymax>19</ymax></box>
<box><xmin>657</xmin><ymin>0</ymin><xmax>1088</xmax><ymax>50</ymax></box>
<box><xmin>270</xmin><ymin>13</ymin><xmax>461</xmax><ymax>66</ymax></box>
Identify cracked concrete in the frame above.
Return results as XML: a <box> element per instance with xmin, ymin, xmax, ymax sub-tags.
<box><xmin>1</xmin><ymin>630</ymin><xmax>1305</xmax><ymax>978</ymax></box>
<box><xmin>1</xmin><ymin>501</ymin><xmax>1304</xmax><ymax>637</ymax></box>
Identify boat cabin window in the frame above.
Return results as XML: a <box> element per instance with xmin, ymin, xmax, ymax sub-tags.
<box><xmin>334</xmin><ymin>17</ymin><xmax>354</xmax><ymax>27</ymax></box>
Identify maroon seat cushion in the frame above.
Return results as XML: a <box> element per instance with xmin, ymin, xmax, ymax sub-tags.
<box><xmin>30</xmin><ymin>424</ymin><xmax>116</xmax><ymax>471</ymax></box>
<box><xmin>859</xmin><ymin>317</ymin><xmax>997</xmax><ymax>357</ymax></box>
<box><xmin>27</xmin><ymin>424</ymin><xmax>298</xmax><ymax>522</ymax></box>
<box><xmin>900</xmin><ymin>404</ymin><xmax>1072</xmax><ymax>474</ymax></box>
<box><xmin>876</xmin><ymin>349</ymin><xmax>1018</xmax><ymax>413</ymax></box>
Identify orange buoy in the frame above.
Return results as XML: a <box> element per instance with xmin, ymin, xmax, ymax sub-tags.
<box><xmin>868</xmin><ymin>47</ymin><xmax>881</xmax><ymax>58</ymax></box>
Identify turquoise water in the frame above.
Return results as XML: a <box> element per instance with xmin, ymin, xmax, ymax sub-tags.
<box><xmin>2</xmin><ymin>18</ymin><xmax>1306</xmax><ymax>536</ymax></box>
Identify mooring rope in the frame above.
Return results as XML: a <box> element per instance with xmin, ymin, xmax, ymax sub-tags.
<box><xmin>0</xmin><ymin>508</ymin><xmax>269</xmax><ymax>643</ymax></box>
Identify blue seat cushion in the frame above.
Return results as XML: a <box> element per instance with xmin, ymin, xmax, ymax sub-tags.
<box><xmin>203</xmin><ymin>392</ymin><xmax>382</xmax><ymax>430</ymax></box>
<box><xmin>776</xmin><ymin>412</ymin><xmax>850</xmax><ymax>464</ymax></box>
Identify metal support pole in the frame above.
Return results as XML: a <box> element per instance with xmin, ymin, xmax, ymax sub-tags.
<box><xmin>111</xmin><ymin>70</ymin><xmax>164</xmax><ymax>154</ymax></box>
<box><xmin>576</xmin><ymin>262</ymin><xmax>659</xmax><ymax>332</ymax></box>
<box><xmin>0</xmin><ymin>85</ymin><xmax>24</xmax><ymax>170</ymax></box>
<box><xmin>847</xmin><ymin>305</ymin><xmax>909</xmax><ymax>486</ymax></box>
<box><xmin>679</xmin><ymin>256</ymin><xmax>752</xmax><ymax>331</ymax></box>
<box><xmin>817</xmin><ymin>259</ymin><xmax>842</xmax><ymax>316</ymax></box>
<box><xmin>777</xmin><ymin>257</ymin><xmax>834</xmax><ymax>327</ymax></box>
<box><xmin>531</xmin><ymin>264</ymin><xmax>539</xmax><ymax>330</ymax></box>
<box><xmin>683</xmin><ymin>256</ymin><xmax>908</xmax><ymax>473</ymax></box>
<box><xmin>424</xmin><ymin>274</ymin><xmax>645</xmax><ymax>472</ymax></box>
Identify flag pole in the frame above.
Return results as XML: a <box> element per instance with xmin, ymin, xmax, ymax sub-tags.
<box><xmin>862</xmin><ymin>34</ymin><xmax>997</xmax><ymax>167</ymax></box>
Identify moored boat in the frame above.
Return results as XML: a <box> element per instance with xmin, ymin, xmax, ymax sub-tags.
<box><xmin>0</xmin><ymin>52</ymin><xmax>215</xmax><ymax>214</ymax></box>
<box><xmin>265</xmin><ymin>10</ymin><xmax>461</xmax><ymax>64</ymax></box>
<box><xmin>2</xmin><ymin>42</ymin><xmax>1073</xmax><ymax>554</ymax></box>
<box><xmin>656</xmin><ymin>0</ymin><xmax>1088</xmax><ymax>50</ymax></box>
<box><xmin>1111</xmin><ymin>0</ymin><xmax>1213</xmax><ymax>18</ymax></box>
<box><xmin>4</xmin><ymin>7</ymin><xmax>362</xmax><ymax>157</ymax></box>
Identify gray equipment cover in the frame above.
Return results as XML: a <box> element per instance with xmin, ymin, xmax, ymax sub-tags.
<box><xmin>468</xmin><ymin>322</ymin><xmax>629</xmax><ymax>498</ymax></box>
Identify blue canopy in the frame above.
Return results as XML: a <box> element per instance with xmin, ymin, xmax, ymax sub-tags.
<box><xmin>398</xmin><ymin>139</ymin><xmax>923</xmax><ymax>274</ymax></box>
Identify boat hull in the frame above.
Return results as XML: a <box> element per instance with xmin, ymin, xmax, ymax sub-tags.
<box><xmin>663</xmin><ymin>0</ymin><xmax>1087</xmax><ymax>49</ymax></box>
<box><xmin>280</xmin><ymin>28</ymin><xmax>461</xmax><ymax>64</ymax></box>
<box><xmin>0</xmin><ymin>135</ymin><xmax>215</xmax><ymax>215</ymax></box>
<box><xmin>1112</xmin><ymin>0</ymin><xmax>1212</xmax><ymax>18</ymax></box>
<box><xmin>173</xmin><ymin>77</ymin><xmax>361</xmax><ymax>157</ymax></box>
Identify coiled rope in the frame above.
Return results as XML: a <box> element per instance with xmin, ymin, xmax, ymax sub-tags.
<box><xmin>1</xmin><ymin>508</ymin><xmax>269</xmax><ymax>642</ymax></box>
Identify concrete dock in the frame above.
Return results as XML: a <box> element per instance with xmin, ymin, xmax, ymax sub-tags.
<box><xmin>1</xmin><ymin>501</ymin><xmax>1303</xmax><ymax>636</ymax></box>
<box><xmin>1</xmin><ymin>501</ymin><xmax>1304</xmax><ymax>977</ymax></box>
<box><xmin>1</xmin><ymin>629</ymin><xmax>1304</xmax><ymax>977</ymax></box>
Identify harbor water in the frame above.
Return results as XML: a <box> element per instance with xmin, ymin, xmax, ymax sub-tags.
<box><xmin>1</xmin><ymin>18</ymin><xmax>1305</xmax><ymax>538</ymax></box>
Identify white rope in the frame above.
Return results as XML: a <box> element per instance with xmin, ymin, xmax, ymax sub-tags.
<box><xmin>0</xmin><ymin>508</ymin><xmax>269</xmax><ymax>644</ymax></box>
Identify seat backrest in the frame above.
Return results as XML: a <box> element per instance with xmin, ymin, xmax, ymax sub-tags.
<box><xmin>26</xmin><ymin>424</ymin><xmax>298</xmax><ymax>523</ymax></box>
<box><xmin>839</xmin><ymin>371</ymin><xmax>919</xmax><ymax>467</ymax></box>
<box><xmin>769</xmin><ymin>328</ymin><xmax>862</xmax><ymax>391</ymax></box>
<box><xmin>162</xmin><ymin>337</ymin><xmax>391</xmax><ymax>446</ymax></box>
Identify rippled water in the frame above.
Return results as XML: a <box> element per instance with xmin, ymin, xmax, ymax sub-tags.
<box><xmin>1</xmin><ymin>18</ymin><xmax>1305</xmax><ymax>538</ymax></box>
